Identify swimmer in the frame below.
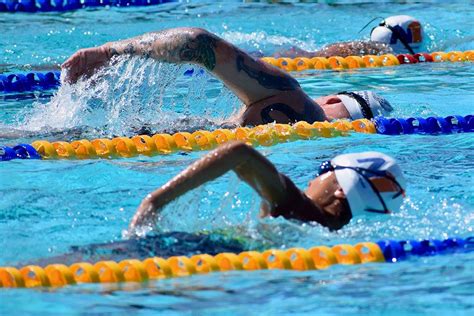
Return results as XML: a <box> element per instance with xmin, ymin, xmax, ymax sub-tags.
<box><xmin>62</xmin><ymin>27</ymin><xmax>394</xmax><ymax>126</ymax></box>
<box><xmin>276</xmin><ymin>15</ymin><xmax>424</xmax><ymax>58</ymax></box>
<box><xmin>129</xmin><ymin>141</ymin><xmax>406</xmax><ymax>232</ymax></box>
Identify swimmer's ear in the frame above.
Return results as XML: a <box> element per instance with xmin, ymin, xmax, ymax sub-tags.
<box><xmin>334</xmin><ymin>188</ymin><xmax>346</xmax><ymax>199</ymax></box>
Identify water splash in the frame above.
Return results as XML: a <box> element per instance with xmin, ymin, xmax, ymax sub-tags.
<box><xmin>221</xmin><ymin>30</ymin><xmax>319</xmax><ymax>56</ymax></box>
<box><xmin>15</xmin><ymin>56</ymin><xmax>240</xmax><ymax>139</ymax></box>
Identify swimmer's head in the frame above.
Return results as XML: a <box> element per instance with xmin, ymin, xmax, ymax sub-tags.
<box><xmin>370</xmin><ymin>15</ymin><xmax>423</xmax><ymax>54</ymax></box>
<box><xmin>316</xmin><ymin>91</ymin><xmax>393</xmax><ymax>121</ymax></box>
<box><xmin>337</xmin><ymin>91</ymin><xmax>393</xmax><ymax>120</ymax></box>
<box><xmin>305</xmin><ymin>152</ymin><xmax>406</xmax><ymax>219</ymax></box>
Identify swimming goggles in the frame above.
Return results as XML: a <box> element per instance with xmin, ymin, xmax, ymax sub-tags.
<box><xmin>360</xmin><ymin>17</ymin><xmax>416</xmax><ymax>55</ymax></box>
<box><xmin>317</xmin><ymin>160</ymin><xmax>405</xmax><ymax>214</ymax></box>
<box><xmin>378</xmin><ymin>20</ymin><xmax>416</xmax><ymax>55</ymax></box>
<box><xmin>337</xmin><ymin>91</ymin><xmax>374</xmax><ymax>119</ymax></box>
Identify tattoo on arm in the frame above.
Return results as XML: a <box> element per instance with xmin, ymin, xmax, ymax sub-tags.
<box><xmin>138</xmin><ymin>37</ymin><xmax>155</xmax><ymax>59</ymax></box>
<box><xmin>177</xmin><ymin>33</ymin><xmax>219</xmax><ymax>71</ymax></box>
<box><xmin>260</xmin><ymin>99</ymin><xmax>320</xmax><ymax>124</ymax></box>
<box><xmin>108</xmin><ymin>43</ymin><xmax>137</xmax><ymax>57</ymax></box>
<box><xmin>109</xmin><ymin>47</ymin><xmax>119</xmax><ymax>57</ymax></box>
<box><xmin>236</xmin><ymin>55</ymin><xmax>299</xmax><ymax>91</ymax></box>
<box><xmin>107</xmin><ymin>29</ymin><xmax>220</xmax><ymax>71</ymax></box>
<box><xmin>123</xmin><ymin>43</ymin><xmax>136</xmax><ymax>55</ymax></box>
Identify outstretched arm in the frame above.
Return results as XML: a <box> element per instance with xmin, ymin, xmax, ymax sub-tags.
<box><xmin>274</xmin><ymin>41</ymin><xmax>393</xmax><ymax>58</ymax></box>
<box><xmin>129</xmin><ymin>141</ymin><xmax>289</xmax><ymax>231</ymax></box>
<box><xmin>62</xmin><ymin>27</ymin><xmax>302</xmax><ymax>106</ymax></box>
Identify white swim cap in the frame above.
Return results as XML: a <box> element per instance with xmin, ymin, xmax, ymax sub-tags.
<box><xmin>337</xmin><ymin>91</ymin><xmax>393</xmax><ymax>119</ymax></box>
<box><xmin>331</xmin><ymin>152</ymin><xmax>406</xmax><ymax>216</ymax></box>
<box><xmin>370</xmin><ymin>15</ymin><xmax>423</xmax><ymax>54</ymax></box>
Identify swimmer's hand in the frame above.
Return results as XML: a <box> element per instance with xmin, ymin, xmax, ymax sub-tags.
<box><xmin>128</xmin><ymin>197</ymin><xmax>162</xmax><ymax>233</ymax></box>
<box><xmin>61</xmin><ymin>45</ymin><xmax>111</xmax><ymax>83</ymax></box>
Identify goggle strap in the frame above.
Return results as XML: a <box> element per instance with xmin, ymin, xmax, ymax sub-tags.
<box><xmin>357</xmin><ymin>171</ymin><xmax>391</xmax><ymax>214</ymax></box>
<box><xmin>359</xmin><ymin>16</ymin><xmax>385</xmax><ymax>34</ymax></box>
<box><xmin>334</xmin><ymin>165</ymin><xmax>405</xmax><ymax>214</ymax></box>
<box><xmin>337</xmin><ymin>91</ymin><xmax>374</xmax><ymax>120</ymax></box>
<box><xmin>364</xmin><ymin>208</ymin><xmax>389</xmax><ymax>214</ymax></box>
<box><xmin>382</xmin><ymin>23</ymin><xmax>416</xmax><ymax>55</ymax></box>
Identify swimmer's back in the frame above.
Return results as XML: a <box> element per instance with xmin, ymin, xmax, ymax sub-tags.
<box><xmin>24</xmin><ymin>231</ymin><xmax>258</xmax><ymax>267</ymax></box>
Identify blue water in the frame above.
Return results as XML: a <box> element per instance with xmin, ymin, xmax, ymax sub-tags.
<box><xmin>1</xmin><ymin>1</ymin><xmax>474</xmax><ymax>314</ymax></box>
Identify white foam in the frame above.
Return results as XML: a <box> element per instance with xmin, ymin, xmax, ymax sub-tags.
<box><xmin>221</xmin><ymin>30</ymin><xmax>319</xmax><ymax>53</ymax></box>
<box><xmin>16</xmin><ymin>56</ymin><xmax>239</xmax><ymax>138</ymax></box>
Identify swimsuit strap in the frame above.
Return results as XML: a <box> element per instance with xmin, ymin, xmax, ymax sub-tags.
<box><xmin>382</xmin><ymin>23</ymin><xmax>416</xmax><ymax>55</ymax></box>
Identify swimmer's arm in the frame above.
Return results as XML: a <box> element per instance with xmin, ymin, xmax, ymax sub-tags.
<box><xmin>129</xmin><ymin>141</ymin><xmax>290</xmax><ymax>231</ymax></box>
<box><xmin>280</xmin><ymin>41</ymin><xmax>393</xmax><ymax>58</ymax></box>
<box><xmin>320</xmin><ymin>41</ymin><xmax>392</xmax><ymax>57</ymax></box>
<box><xmin>107</xmin><ymin>28</ymin><xmax>307</xmax><ymax>105</ymax></box>
<box><xmin>63</xmin><ymin>28</ymin><xmax>308</xmax><ymax>106</ymax></box>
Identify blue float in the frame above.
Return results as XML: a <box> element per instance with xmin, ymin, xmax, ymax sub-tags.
<box><xmin>0</xmin><ymin>69</ymin><xmax>209</xmax><ymax>93</ymax></box>
<box><xmin>0</xmin><ymin>146</ymin><xmax>18</xmax><ymax>161</ymax></box>
<box><xmin>0</xmin><ymin>144</ymin><xmax>42</xmax><ymax>161</ymax></box>
<box><xmin>12</xmin><ymin>144</ymin><xmax>42</xmax><ymax>159</ymax></box>
<box><xmin>374</xmin><ymin>115</ymin><xmax>474</xmax><ymax>135</ymax></box>
<box><xmin>377</xmin><ymin>240</ymin><xmax>406</xmax><ymax>262</ymax></box>
<box><xmin>0</xmin><ymin>71</ymin><xmax>60</xmax><ymax>92</ymax></box>
<box><xmin>0</xmin><ymin>0</ymin><xmax>176</xmax><ymax>12</ymax></box>
<box><xmin>388</xmin><ymin>237</ymin><xmax>472</xmax><ymax>261</ymax></box>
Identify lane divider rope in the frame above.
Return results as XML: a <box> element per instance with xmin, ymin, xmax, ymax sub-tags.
<box><xmin>2</xmin><ymin>50</ymin><xmax>473</xmax><ymax>93</ymax></box>
<box><xmin>0</xmin><ymin>237</ymin><xmax>470</xmax><ymax>288</ymax></box>
<box><xmin>261</xmin><ymin>50</ymin><xmax>474</xmax><ymax>72</ymax></box>
<box><xmin>374</xmin><ymin>115</ymin><xmax>473</xmax><ymax>135</ymax></box>
<box><xmin>0</xmin><ymin>69</ymin><xmax>204</xmax><ymax>93</ymax></box>
<box><xmin>0</xmin><ymin>71</ymin><xmax>60</xmax><ymax>93</ymax></box>
<box><xmin>1</xmin><ymin>115</ymin><xmax>473</xmax><ymax>161</ymax></box>
<box><xmin>1</xmin><ymin>119</ymin><xmax>375</xmax><ymax>161</ymax></box>
<box><xmin>0</xmin><ymin>0</ymin><xmax>175</xmax><ymax>13</ymax></box>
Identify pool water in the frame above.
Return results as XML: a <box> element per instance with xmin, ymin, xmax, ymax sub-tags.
<box><xmin>1</xmin><ymin>1</ymin><xmax>474</xmax><ymax>314</ymax></box>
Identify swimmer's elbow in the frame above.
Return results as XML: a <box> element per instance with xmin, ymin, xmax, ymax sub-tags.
<box><xmin>223</xmin><ymin>141</ymin><xmax>255</xmax><ymax>156</ymax></box>
<box><xmin>147</xmin><ymin>28</ymin><xmax>220</xmax><ymax>69</ymax></box>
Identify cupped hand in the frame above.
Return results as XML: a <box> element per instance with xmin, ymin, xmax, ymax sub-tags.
<box><xmin>128</xmin><ymin>198</ymin><xmax>159</xmax><ymax>233</ymax></box>
<box><xmin>61</xmin><ymin>45</ymin><xmax>111</xmax><ymax>83</ymax></box>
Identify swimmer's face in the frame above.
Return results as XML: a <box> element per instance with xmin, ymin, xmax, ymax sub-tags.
<box><xmin>315</xmin><ymin>95</ymin><xmax>350</xmax><ymax>121</ymax></box>
<box><xmin>305</xmin><ymin>171</ymin><xmax>352</xmax><ymax>220</ymax></box>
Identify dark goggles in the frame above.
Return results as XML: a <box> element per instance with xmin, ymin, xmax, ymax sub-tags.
<box><xmin>317</xmin><ymin>160</ymin><xmax>405</xmax><ymax>214</ymax></box>
<box><xmin>379</xmin><ymin>21</ymin><xmax>416</xmax><ymax>55</ymax></box>
<box><xmin>361</xmin><ymin>17</ymin><xmax>417</xmax><ymax>55</ymax></box>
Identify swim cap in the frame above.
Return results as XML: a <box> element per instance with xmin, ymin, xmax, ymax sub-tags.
<box><xmin>337</xmin><ymin>91</ymin><xmax>393</xmax><ymax>119</ymax></box>
<box><xmin>331</xmin><ymin>152</ymin><xmax>406</xmax><ymax>216</ymax></box>
<box><xmin>370</xmin><ymin>15</ymin><xmax>423</xmax><ymax>54</ymax></box>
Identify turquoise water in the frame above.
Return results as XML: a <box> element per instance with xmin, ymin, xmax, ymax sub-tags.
<box><xmin>1</xmin><ymin>1</ymin><xmax>474</xmax><ymax>314</ymax></box>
